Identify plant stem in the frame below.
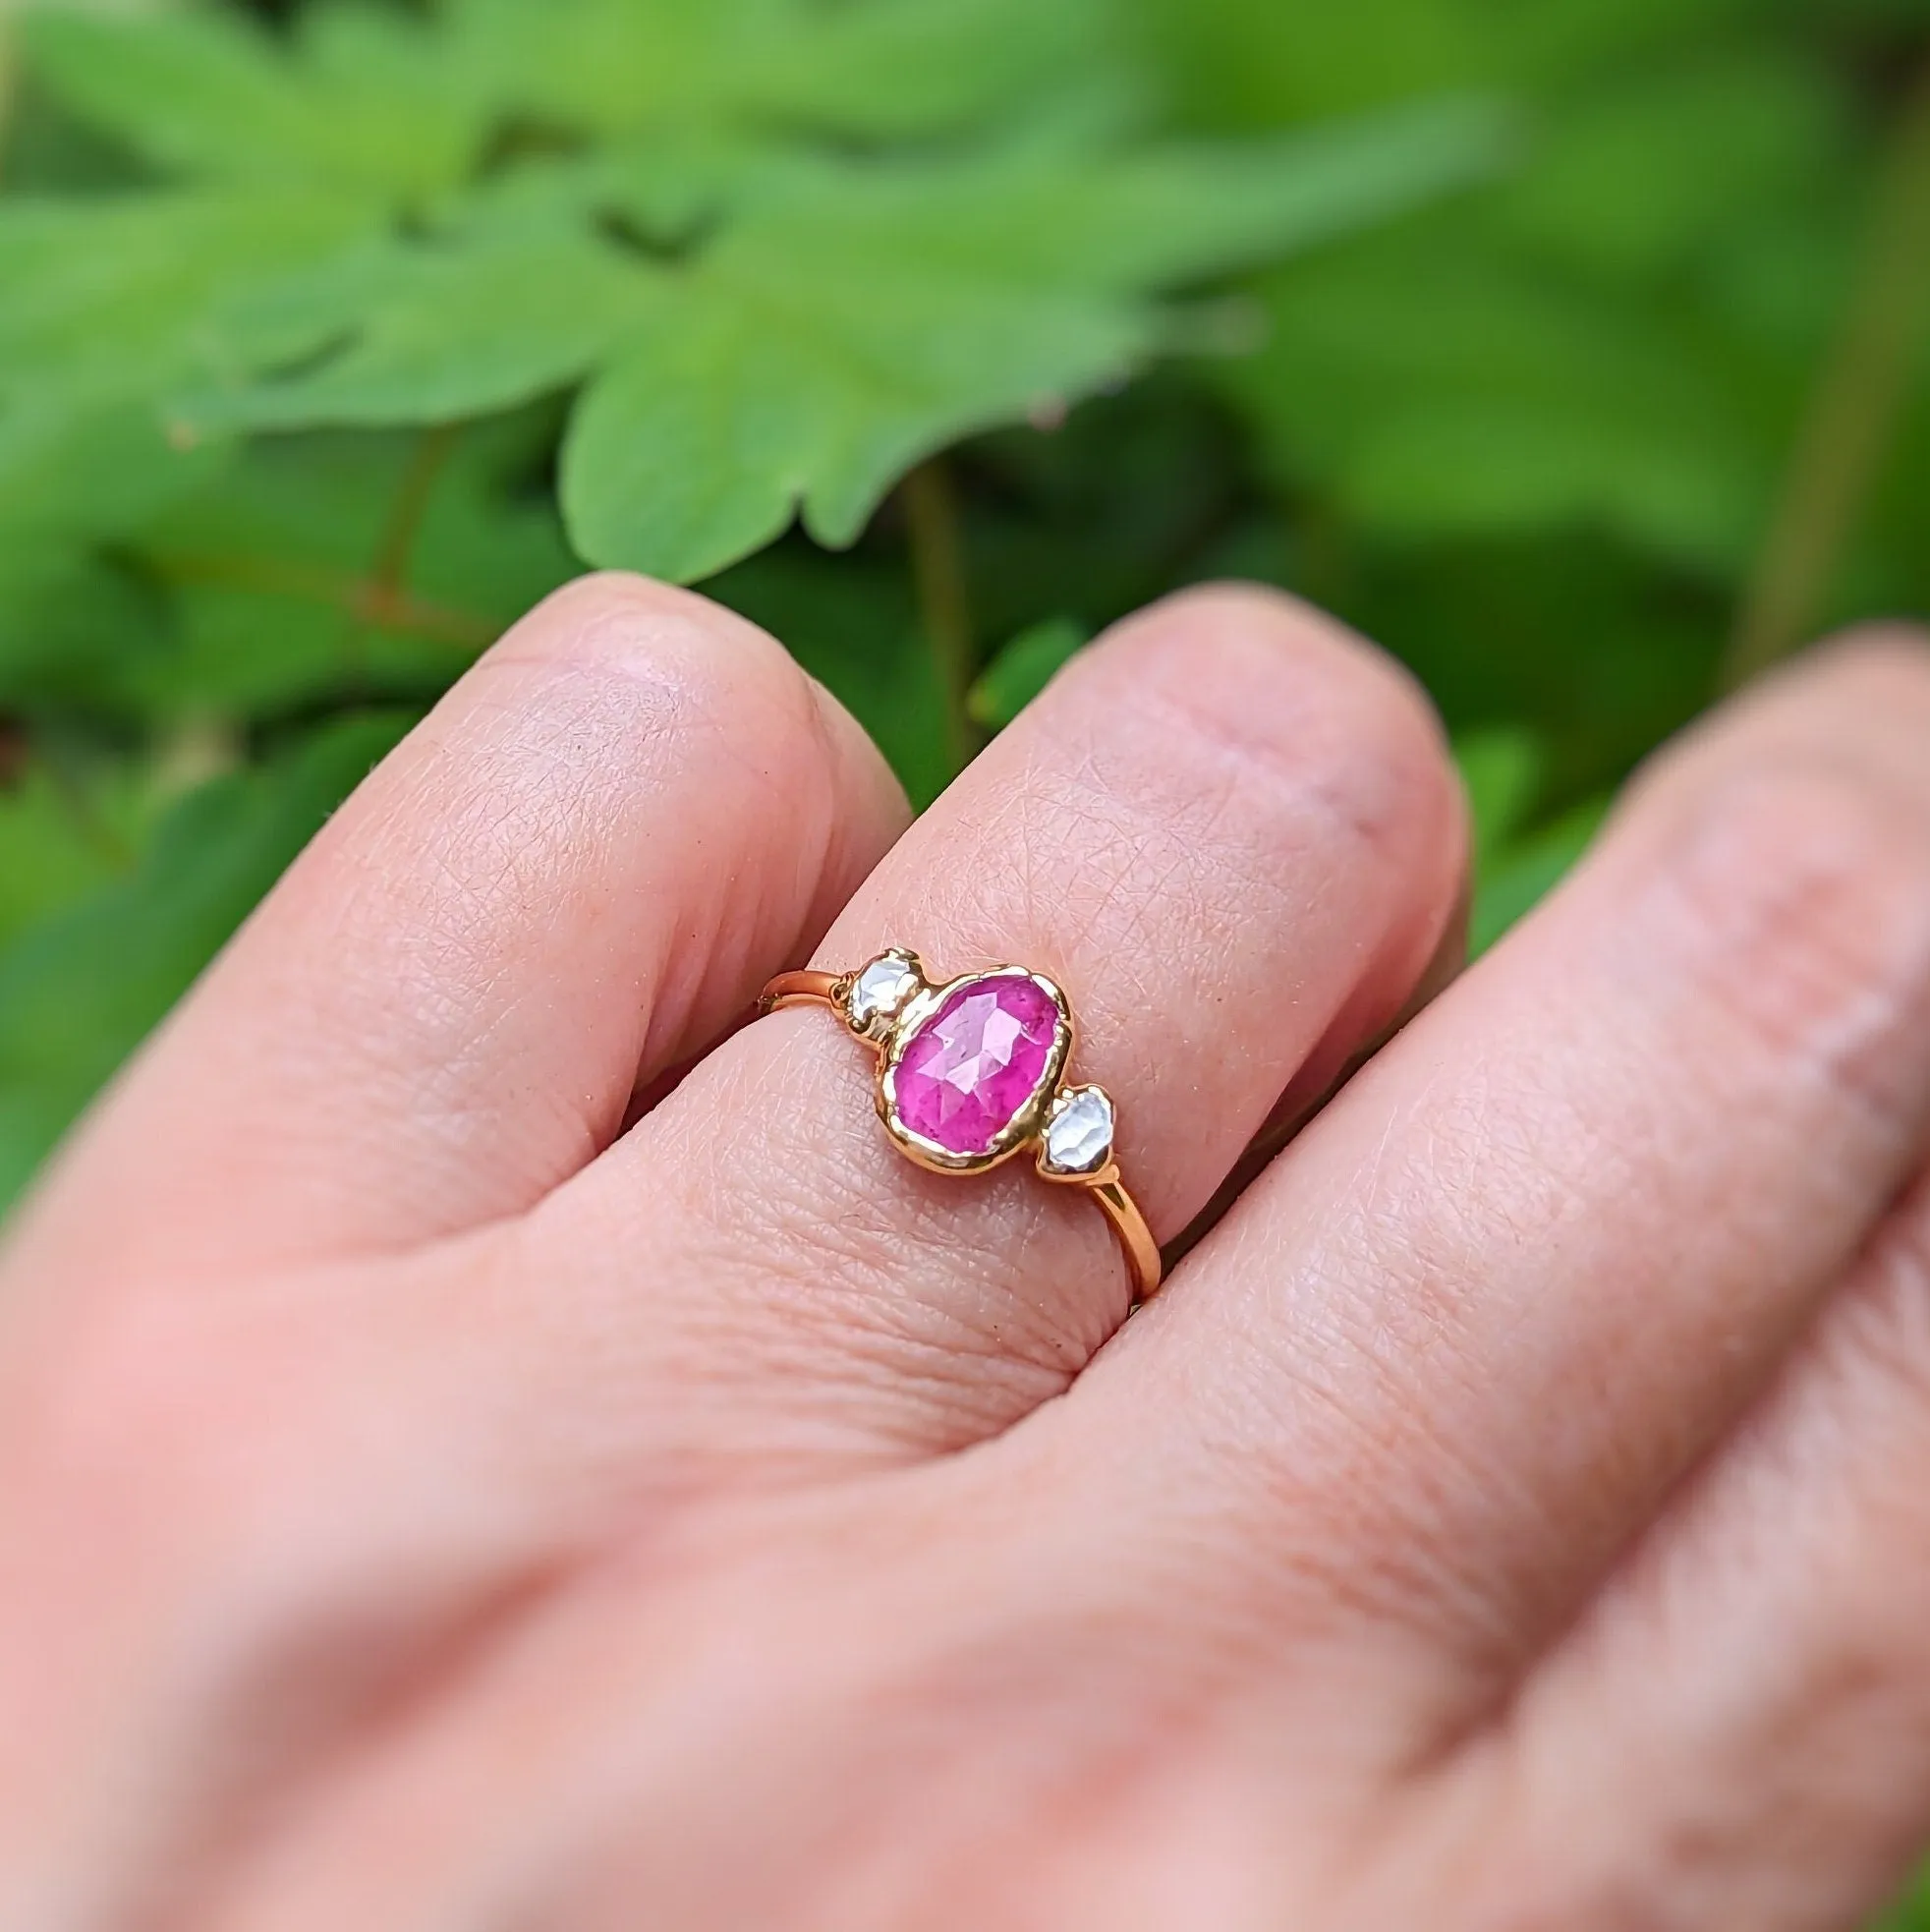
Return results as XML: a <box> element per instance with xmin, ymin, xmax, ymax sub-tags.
<box><xmin>342</xmin><ymin>423</ymin><xmax>461</xmax><ymax>695</ymax></box>
<box><xmin>903</xmin><ymin>458</ymin><xmax>983</xmax><ymax>773</ymax></box>
<box><xmin>39</xmin><ymin>735</ymin><xmax>134</xmax><ymax>868</ymax></box>
<box><xmin>370</xmin><ymin>424</ymin><xmax>460</xmax><ymax>598</ymax></box>
<box><xmin>1723</xmin><ymin>64</ymin><xmax>1930</xmax><ymax>690</ymax></box>
<box><xmin>154</xmin><ymin>549</ymin><xmax>497</xmax><ymax>651</ymax></box>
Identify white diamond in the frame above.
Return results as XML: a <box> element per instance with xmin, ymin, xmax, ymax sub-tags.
<box><xmin>1043</xmin><ymin>1086</ymin><xmax>1113</xmax><ymax>1175</ymax></box>
<box><xmin>848</xmin><ymin>953</ymin><xmax>919</xmax><ymax>1028</ymax></box>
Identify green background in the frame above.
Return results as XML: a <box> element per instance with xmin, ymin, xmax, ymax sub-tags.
<box><xmin>1</xmin><ymin>1</ymin><xmax>1928</xmax><ymax>1911</ymax></box>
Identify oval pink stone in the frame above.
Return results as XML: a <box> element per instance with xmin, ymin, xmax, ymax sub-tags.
<box><xmin>893</xmin><ymin>976</ymin><xmax>1060</xmax><ymax>1156</ymax></box>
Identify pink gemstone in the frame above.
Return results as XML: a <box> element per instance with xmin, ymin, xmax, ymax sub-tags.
<box><xmin>893</xmin><ymin>976</ymin><xmax>1060</xmax><ymax>1156</ymax></box>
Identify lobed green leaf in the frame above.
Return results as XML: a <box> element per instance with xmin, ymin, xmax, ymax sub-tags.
<box><xmin>185</xmin><ymin>230</ymin><xmax>662</xmax><ymax>433</ymax></box>
<box><xmin>562</xmin><ymin>98</ymin><xmax>1512</xmax><ymax>579</ymax></box>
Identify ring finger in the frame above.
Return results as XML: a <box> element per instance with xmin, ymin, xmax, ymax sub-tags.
<box><xmin>547</xmin><ymin>584</ymin><xmax>1467</xmax><ymax>1462</ymax></box>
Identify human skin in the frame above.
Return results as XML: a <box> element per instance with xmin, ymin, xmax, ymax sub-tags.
<box><xmin>3</xmin><ymin>575</ymin><xmax>1930</xmax><ymax>1930</ymax></box>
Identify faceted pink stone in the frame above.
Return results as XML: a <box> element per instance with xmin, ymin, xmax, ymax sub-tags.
<box><xmin>894</xmin><ymin>976</ymin><xmax>1060</xmax><ymax>1156</ymax></box>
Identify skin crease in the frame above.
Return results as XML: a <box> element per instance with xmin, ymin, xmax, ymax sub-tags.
<box><xmin>1</xmin><ymin>575</ymin><xmax>1930</xmax><ymax>1930</ymax></box>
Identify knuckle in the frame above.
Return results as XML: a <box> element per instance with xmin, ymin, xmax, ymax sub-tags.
<box><xmin>1661</xmin><ymin>763</ymin><xmax>1930</xmax><ymax>1134</ymax></box>
<box><xmin>493</xmin><ymin>571</ymin><xmax>812</xmax><ymax>747</ymax></box>
<box><xmin>1113</xmin><ymin>589</ymin><xmax>1458</xmax><ymax>876</ymax></box>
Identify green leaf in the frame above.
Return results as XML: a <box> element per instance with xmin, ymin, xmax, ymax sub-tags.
<box><xmin>0</xmin><ymin>712</ymin><xmax>412</xmax><ymax>1209</ymax></box>
<box><xmin>1137</xmin><ymin>0</ymin><xmax>1757</xmax><ymax>125</ymax></box>
<box><xmin>1231</xmin><ymin>230</ymin><xmax>1773</xmax><ymax>564</ymax></box>
<box><xmin>440</xmin><ymin>0</ymin><xmax>795</xmax><ymax>141</ymax></box>
<box><xmin>1134</xmin><ymin>0</ymin><xmax>1484</xmax><ymax>124</ymax></box>
<box><xmin>1496</xmin><ymin>52</ymin><xmax>1845</xmax><ymax>283</ymax></box>
<box><xmin>0</xmin><ymin>542</ymin><xmax>169</xmax><ymax>714</ymax></box>
<box><xmin>0</xmin><ymin>400</ymin><xmax>231</xmax><ymax>541</ymax></box>
<box><xmin>743</xmin><ymin>0</ymin><xmax>1117</xmax><ymax>142</ymax></box>
<box><xmin>563</xmin><ymin>252</ymin><xmax>1144</xmax><ymax>582</ymax></box>
<box><xmin>21</xmin><ymin>10</ymin><xmax>303</xmax><ymax>182</ymax></box>
<box><xmin>969</xmin><ymin>616</ymin><xmax>1091</xmax><ymax>727</ymax></box>
<box><xmin>1013</xmin><ymin>94</ymin><xmax>1518</xmax><ymax>279</ymax></box>
<box><xmin>1452</xmin><ymin>726</ymin><xmax>1542</xmax><ymax>863</ymax></box>
<box><xmin>21</xmin><ymin>5</ymin><xmax>484</xmax><ymax>201</ymax></box>
<box><xmin>563</xmin><ymin>102</ymin><xmax>1511</xmax><ymax>580</ymax></box>
<box><xmin>0</xmin><ymin>189</ymin><xmax>368</xmax><ymax>400</ymax></box>
<box><xmin>1470</xmin><ymin>795</ymin><xmax>1611</xmax><ymax>956</ymax></box>
<box><xmin>185</xmin><ymin>229</ymin><xmax>661</xmax><ymax>432</ymax></box>
<box><xmin>719</xmin><ymin>96</ymin><xmax>1514</xmax><ymax>296</ymax></box>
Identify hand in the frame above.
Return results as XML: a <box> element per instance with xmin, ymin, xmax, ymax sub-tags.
<box><xmin>4</xmin><ymin>576</ymin><xmax>1929</xmax><ymax>1932</ymax></box>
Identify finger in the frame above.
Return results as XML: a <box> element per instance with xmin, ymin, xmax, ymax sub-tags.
<box><xmin>1056</xmin><ymin>630</ymin><xmax>1930</xmax><ymax>1744</ymax></box>
<box><xmin>548</xmin><ymin>585</ymin><xmax>1465</xmax><ymax>1459</ymax></box>
<box><xmin>2</xmin><ymin>574</ymin><xmax>908</xmax><ymax>1291</ymax></box>
<box><xmin>1445</xmin><ymin>1178</ymin><xmax>1930</xmax><ymax>1931</ymax></box>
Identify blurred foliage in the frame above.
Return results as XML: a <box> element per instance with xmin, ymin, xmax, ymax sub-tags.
<box><xmin>0</xmin><ymin>0</ymin><xmax>1927</xmax><ymax>1910</ymax></box>
<box><xmin>0</xmin><ymin>0</ymin><xmax>1519</xmax><ymax>1202</ymax></box>
<box><xmin>1878</xmin><ymin>1865</ymin><xmax>1930</xmax><ymax>1932</ymax></box>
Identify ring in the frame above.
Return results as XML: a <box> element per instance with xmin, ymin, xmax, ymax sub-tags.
<box><xmin>759</xmin><ymin>949</ymin><xmax>1164</xmax><ymax>1304</ymax></box>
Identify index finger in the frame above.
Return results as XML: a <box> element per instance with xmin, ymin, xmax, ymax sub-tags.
<box><xmin>2</xmin><ymin>574</ymin><xmax>908</xmax><ymax>1297</ymax></box>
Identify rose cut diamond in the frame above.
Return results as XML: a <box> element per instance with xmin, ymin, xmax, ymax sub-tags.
<box><xmin>1042</xmin><ymin>1086</ymin><xmax>1114</xmax><ymax>1175</ymax></box>
<box><xmin>848</xmin><ymin>952</ymin><xmax>920</xmax><ymax>1029</ymax></box>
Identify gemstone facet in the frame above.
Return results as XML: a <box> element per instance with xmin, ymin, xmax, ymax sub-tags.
<box><xmin>890</xmin><ymin>974</ymin><xmax>1062</xmax><ymax>1158</ymax></box>
<box><xmin>1041</xmin><ymin>1085</ymin><xmax>1114</xmax><ymax>1176</ymax></box>
<box><xmin>847</xmin><ymin>951</ymin><xmax>921</xmax><ymax>1031</ymax></box>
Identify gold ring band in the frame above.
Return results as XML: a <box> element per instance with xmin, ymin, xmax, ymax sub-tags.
<box><xmin>760</xmin><ymin>951</ymin><xmax>1164</xmax><ymax>1304</ymax></box>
